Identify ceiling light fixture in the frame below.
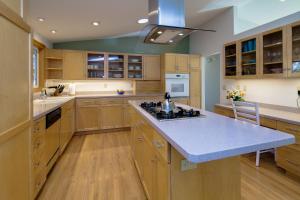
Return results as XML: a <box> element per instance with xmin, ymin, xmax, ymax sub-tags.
<box><xmin>138</xmin><ymin>18</ymin><xmax>149</xmax><ymax>24</ymax></box>
<box><xmin>280</xmin><ymin>0</ymin><xmax>286</xmax><ymax>2</ymax></box>
<box><xmin>92</xmin><ymin>21</ymin><xmax>100</xmax><ymax>26</ymax></box>
<box><xmin>51</xmin><ymin>30</ymin><xmax>57</xmax><ymax>34</ymax></box>
<box><xmin>157</xmin><ymin>31</ymin><xmax>163</xmax><ymax>34</ymax></box>
<box><xmin>38</xmin><ymin>18</ymin><xmax>45</xmax><ymax>22</ymax></box>
<box><xmin>179</xmin><ymin>33</ymin><xmax>184</xmax><ymax>36</ymax></box>
<box><xmin>150</xmin><ymin>38</ymin><xmax>155</xmax><ymax>42</ymax></box>
<box><xmin>169</xmin><ymin>40</ymin><xmax>173</xmax><ymax>43</ymax></box>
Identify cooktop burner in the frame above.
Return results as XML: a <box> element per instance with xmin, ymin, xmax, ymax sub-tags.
<box><xmin>140</xmin><ymin>102</ymin><xmax>205</xmax><ymax>121</ymax></box>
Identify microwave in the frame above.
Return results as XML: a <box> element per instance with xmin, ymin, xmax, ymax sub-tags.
<box><xmin>165</xmin><ymin>74</ymin><xmax>189</xmax><ymax>97</ymax></box>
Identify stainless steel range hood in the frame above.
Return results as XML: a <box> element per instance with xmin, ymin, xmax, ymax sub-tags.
<box><xmin>143</xmin><ymin>0</ymin><xmax>215</xmax><ymax>44</ymax></box>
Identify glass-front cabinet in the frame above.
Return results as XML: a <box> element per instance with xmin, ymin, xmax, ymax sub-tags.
<box><xmin>108</xmin><ymin>54</ymin><xmax>125</xmax><ymax>79</ymax></box>
<box><xmin>238</xmin><ymin>36</ymin><xmax>259</xmax><ymax>78</ymax></box>
<box><xmin>260</xmin><ymin>27</ymin><xmax>287</xmax><ymax>77</ymax></box>
<box><xmin>287</xmin><ymin>21</ymin><xmax>300</xmax><ymax>77</ymax></box>
<box><xmin>224</xmin><ymin>42</ymin><xmax>238</xmax><ymax>78</ymax></box>
<box><xmin>127</xmin><ymin>55</ymin><xmax>143</xmax><ymax>79</ymax></box>
<box><xmin>87</xmin><ymin>52</ymin><xmax>105</xmax><ymax>79</ymax></box>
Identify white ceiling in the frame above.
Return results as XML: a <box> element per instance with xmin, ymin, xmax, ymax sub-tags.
<box><xmin>28</xmin><ymin>0</ymin><xmax>229</xmax><ymax>43</ymax></box>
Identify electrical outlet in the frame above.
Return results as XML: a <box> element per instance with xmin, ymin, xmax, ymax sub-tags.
<box><xmin>104</xmin><ymin>84</ymin><xmax>108</xmax><ymax>88</ymax></box>
<box><xmin>243</xmin><ymin>85</ymin><xmax>247</xmax><ymax>92</ymax></box>
<box><xmin>181</xmin><ymin>160</ymin><xmax>197</xmax><ymax>171</ymax></box>
<box><xmin>222</xmin><ymin>85</ymin><xmax>227</xmax><ymax>91</ymax></box>
<box><xmin>236</xmin><ymin>85</ymin><xmax>240</xmax><ymax>90</ymax></box>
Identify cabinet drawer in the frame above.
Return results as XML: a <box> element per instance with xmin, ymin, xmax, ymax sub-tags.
<box><xmin>152</xmin><ymin>130</ymin><xmax>169</xmax><ymax>162</ymax></box>
<box><xmin>33</xmin><ymin>117</ymin><xmax>45</xmax><ymax>135</ymax></box>
<box><xmin>76</xmin><ymin>99</ymin><xmax>96</xmax><ymax>106</ymax></box>
<box><xmin>277</xmin><ymin>147</ymin><xmax>300</xmax><ymax>175</ymax></box>
<box><xmin>277</xmin><ymin>121</ymin><xmax>300</xmax><ymax>148</ymax></box>
<box><xmin>260</xmin><ymin>117</ymin><xmax>277</xmax><ymax>129</ymax></box>
<box><xmin>100</xmin><ymin>98</ymin><xmax>124</xmax><ymax>105</ymax></box>
<box><xmin>33</xmin><ymin>170</ymin><xmax>46</xmax><ymax>198</ymax></box>
<box><xmin>214</xmin><ymin>106</ymin><xmax>234</xmax><ymax>118</ymax></box>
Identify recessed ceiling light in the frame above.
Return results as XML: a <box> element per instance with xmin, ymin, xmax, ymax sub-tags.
<box><xmin>169</xmin><ymin>40</ymin><xmax>173</xmax><ymax>43</ymax></box>
<box><xmin>38</xmin><ymin>18</ymin><xmax>45</xmax><ymax>22</ymax></box>
<box><xmin>280</xmin><ymin>0</ymin><xmax>286</xmax><ymax>2</ymax></box>
<box><xmin>157</xmin><ymin>31</ymin><xmax>163</xmax><ymax>34</ymax></box>
<box><xmin>178</xmin><ymin>33</ymin><xmax>184</xmax><ymax>36</ymax></box>
<box><xmin>51</xmin><ymin>30</ymin><xmax>57</xmax><ymax>34</ymax></box>
<box><xmin>138</xmin><ymin>18</ymin><xmax>149</xmax><ymax>24</ymax></box>
<box><xmin>92</xmin><ymin>21</ymin><xmax>100</xmax><ymax>26</ymax></box>
<box><xmin>150</xmin><ymin>38</ymin><xmax>155</xmax><ymax>42</ymax></box>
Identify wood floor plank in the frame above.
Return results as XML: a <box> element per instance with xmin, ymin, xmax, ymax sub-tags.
<box><xmin>38</xmin><ymin>131</ymin><xmax>300</xmax><ymax>200</ymax></box>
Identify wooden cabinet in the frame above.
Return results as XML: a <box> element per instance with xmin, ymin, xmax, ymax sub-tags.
<box><xmin>100</xmin><ymin>105</ymin><xmax>124</xmax><ymax>129</ymax></box>
<box><xmin>144</xmin><ymin>55</ymin><xmax>161</xmax><ymax>80</ymax></box>
<box><xmin>63</xmin><ymin>50</ymin><xmax>86</xmax><ymax>80</ymax></box>
<box><xmin>214</xmin><ymin>106</ymin><xmax>234</xmax><ymax>118</ymax></box>
<box><xmin>224</xmin><ymin>42</ymin><xmax>238</xmax><ymax>78</ymax></box>
<box><xmin>189</xmin><ymin>55</ymin><xmax>201</xmax><ymax>108</ymax></box>
<box><xmin>238</xmin><ymin>35</ymin><xmax>260</xmax><ymax>78</ymax></box>
<box><xmin>127</xmin><ymin>55</ymin><xmax>144</xmax><ymax>79</ymax></box>
<box><xmin>153</xmin><ymin>154</ymin><xmax>169</xmax><ymax>200</ymax></box>
<box><xmin>173</xmin><ymin>98</ymin><xmax>189</xmax><ymax>105</ymax></box>
<box><xmin>260</xmin><ymin>27</ymin><xmax>288</xmax><ymax>78</ymax></box>
<box><xmin>45</xmin><ymin>49</ymin><xmax>63</xmax><ymax>79</ymax></box>
<box><xmin>87</xmin><ymin>52</ymin><xmax>106</xmax><ymax>79</ymax></box>
<box><xmin>60</xmin><ymin>100</ymin><xmax>75</xmax><ymax>153</ymax></box>
<box><xmin>108</xmin><ymin>54</ymin><xmax>125</xmax><ymax>79</ymax></box>
<box><xmin>31</xmin><ymin>117</ymin><xmax>46</xmax><ymax>199</ymax></box>
<box><xmin>287</xmin><ymin>21</ymin><xmax>300</xmax><ymax>78</ymax></box>
<box><xmin>163</xmin><ymin>53</ymin><xmax>189</xmax><ymax>73</ymax></box>
<box><xmin>0</xmin><ymin>3</ymin><xmax>31</xmax><ymax>199</ymax></box>
<box><xmin>76</xmin><ymin>100</ymin><xmax>100</xmax><ymax>131</ymax></box>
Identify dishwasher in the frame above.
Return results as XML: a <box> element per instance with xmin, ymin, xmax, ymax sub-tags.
<box><xmin>45</xmin><ymin>108</ymin><xmax>61</xmax><ymax>170</ymax></box>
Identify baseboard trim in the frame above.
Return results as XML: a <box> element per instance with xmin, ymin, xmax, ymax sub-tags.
<box><xmin>74</xmin><ymin>127</ymin><xmax>131</xmax><ymax>136</ymax></box>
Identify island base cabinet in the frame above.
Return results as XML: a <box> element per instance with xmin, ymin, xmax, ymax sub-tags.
<box><xmin>170</xmin><ymin>147</ymin><xmax>241</xmax><ymax>200</ymax></box>
<box><xmin>131</xmin><ymin>107</ymin><xmax>241</xmax><ymax>200</ymax></box>
<box><xmin>76</xmin><ymin>105</ymin><xmax>100</xmax><ymax>132</ymax></box>
<box><xmin>100</xmin><ymin>105</ymin><xmax>124</xmax><ymax>129</ymax></box>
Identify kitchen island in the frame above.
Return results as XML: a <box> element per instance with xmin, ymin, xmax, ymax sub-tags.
<box><xmin>129</xmin><ymin>101</ymin><xmax>295</xmax><ymax>200</ymax></box>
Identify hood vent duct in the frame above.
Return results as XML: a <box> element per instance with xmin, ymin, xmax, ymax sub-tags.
<box><xmin>143</xmin><ymin>0</ymin><xmax>215</xmax><ymax>44</ymax></box>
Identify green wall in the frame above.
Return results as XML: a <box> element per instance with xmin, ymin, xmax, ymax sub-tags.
<box><xmin>53</xmin><ymin>36</ymin><xmax>189</xmax><ymax>54</ymax></box>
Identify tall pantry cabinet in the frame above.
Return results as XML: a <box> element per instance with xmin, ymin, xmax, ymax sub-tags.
<box><xmin>0</xmin><ymin>1</ymin><xmax>31</xmax><ymax>200</ymax></box>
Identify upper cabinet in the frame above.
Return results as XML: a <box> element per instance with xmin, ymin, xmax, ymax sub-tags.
<box><xmin>87</xmin><ymin>52</ymin><xmax>106</xmax><ymax>79</ymax></box>
<box><xmin>163</xmin><ymin>53</ymin><xmax>189</xmax><ymax>73</ymax></box>
<box><xmin>224</xmin><ymin>42</ymin><xmax>238</xmax><ymax>78</ymax></box>
<box><xmin>127</xmin><ymin>55</ymin><xmax>143</xmax><ymax>80</ymax></box>
<box><xmin>108</xmin><ymin>54</ymin><xmax>125</xmax><ymax>79</ymax></box>
<box><xmin>45</xmin><ymin>49</ymin><xmax>63</xmax><ymax>79</ymax></box>
<box><xmin>238</xmin><ymin>35</ymin><xmax>260</xmax><ymax>78</ymax></box>
<box><xmin>260</xmin><ymin>27</ymin><xmax>287</xmax><ymax>78</ymax></box>
<box><xmin>63</xmin><ymin>50</ymin><xmax>86</xmax><ymax>80</ymax></box>
<box><xmin>223</xmin><ymin>20</ymin><xmax>300</xmax><ymax>79</ymax></box>
<box><xmin>144</xmin><ymin>55</ymin><xmax>161</xmax><ymax>80</ymax></box>
<box><xmin>287</xmin><ymin>21</ymin><xmax>300</xmax><ymax>78</ymax></box>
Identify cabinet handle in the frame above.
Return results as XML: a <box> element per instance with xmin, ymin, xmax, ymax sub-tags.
<box><xmin>137</xmin><ymin>137</ymin><xmax>143</xmax><ymax>142</ymax></box>
<box><xmin>34</xmin><ymin>127</ymin><xmax>40</xmax><ymax>133</ymax></box>
<box><xmin>34</xmin><ymin>142</ymin><xmax>41</xmax><ymax>149</ymax></box>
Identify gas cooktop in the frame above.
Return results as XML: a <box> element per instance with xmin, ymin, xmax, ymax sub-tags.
<box><xmin>140</xmin><ymin>102</ymin><xmax>205</xmax><ymax>121</ymax></box>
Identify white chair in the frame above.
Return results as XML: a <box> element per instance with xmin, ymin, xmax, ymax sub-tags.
<box><xmin>231</xmin><ymin>100</ymin><xmax>274</xmax><ymax>167</ymax></box>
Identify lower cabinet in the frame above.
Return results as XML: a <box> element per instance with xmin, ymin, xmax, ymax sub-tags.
<box><xmin>100</xmin><ymin>105</ymin><xmax>124</xmax><ymax>129</ymax></box>
<box><xmin>60</xmin><ymin>100</ymin><xmax>75</xmax><ymax>153</ymax></box>
<box><xmin>76</xmin><ymin>105</ymin><xmax>100</xmax><ymax>131</ymax></box>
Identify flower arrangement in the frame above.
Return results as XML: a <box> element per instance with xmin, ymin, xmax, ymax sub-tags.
<box><xmin>226</xmin><ymin>89</ymin><xmax>245</xmax><ymax>101</ymax></box>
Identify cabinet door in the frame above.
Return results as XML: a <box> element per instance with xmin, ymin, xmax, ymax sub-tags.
<box><xmin>60</xmin><ymin>111</ymin><xmax>71</xmax><ymax>153</ymax></box>
<box><xmin>100</xmin><ymin>105</ymin><xmax>124</xmax><ymax>129</ymax></box>
<box><xmin>142</xmin><ymin>140</ymin><xmax>156</xmax><ymax>200</ymax></box>
<box><xmin>173</xmin><ymin>98</ymin><xmax>189</xmax><ymax>105</ymax></box>
<box><xmin>144</xmin><ymin>55</ymin><xmax>161</xmax><ymax>80</ymax></box>
<box><xmin>190</xmin><ymin>67</ymin><xmax>201</xmax><ymax>108</ymax></box>
<box><xmin>153</xmin><ymin>155</ymin><xmax>169</xmax><ymax>200</ymax></box>
<box><xmin>76</xmin><ymin>105</ymin><xmax>100</xmax><ymax>131</ymax></box>
<box><xmin>176</xmin><ymin>54</ymin><xmax>189</xmax><ymax>73</ymax></box>
<box><xmin>63</xmin><ymin>50</ymin><xmax>86</xmax><ymax>80</ymax></box>
<box><xmin>134</xmin><ymin>126</ymin><xmax>145</xmax><ymax>178</ymax></box>
<box><xmin>164</xmin><ymin>54</ymin><xmax>176</xmax><ymax>73</ymax></box>
<box><xmin>287</xmin><ymin>22</ymin><xmax>300</xmax><ymax>78</ymax></box>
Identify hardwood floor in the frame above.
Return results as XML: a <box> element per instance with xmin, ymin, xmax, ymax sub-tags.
<box><xmin>38</xmin><ymin>131</ymin><xmax>300</xmax><ymax>200</ymax></box>
<box><xmin>38</xmin><ymin>131</ymin><xmax>146</xmax><ymax>200</ymax></box>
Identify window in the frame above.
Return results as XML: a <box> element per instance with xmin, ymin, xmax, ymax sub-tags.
<box><xmin>33</xmin><ymin>47</ymin><xmax>39</xmax><ymax>88</ymax></box>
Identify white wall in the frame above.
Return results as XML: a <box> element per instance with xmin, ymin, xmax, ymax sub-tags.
<box><xmin>190</xmin><ymin>8</ymin><xmax>300</xmax><ymax>108</ymax></box>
